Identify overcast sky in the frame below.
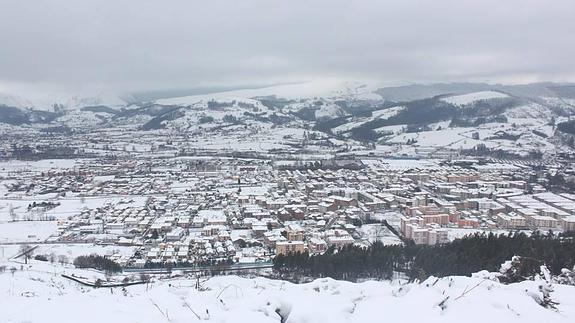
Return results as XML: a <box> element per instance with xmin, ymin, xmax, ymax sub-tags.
<box><xmin>1</xmin><ymin>0</ymin><xmax>574</xmax><ymax>95</ymax></box>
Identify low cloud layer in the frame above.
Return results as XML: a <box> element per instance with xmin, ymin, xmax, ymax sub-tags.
<box><xmin>1</xmin><ymin>0</ymin><xmax>574</xmax><ymax>94</ymax></box>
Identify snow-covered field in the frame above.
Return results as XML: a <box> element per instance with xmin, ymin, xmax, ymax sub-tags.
<box><xmin>0</xmin><ymin>261</ymin><xmax>574</xmax><ymax>323</ymax></box>
<box><xmin>0</xmin><ymin>159</ymin><xmax>81</xmax><ymax>173</ymax></box>
<box><xmin>0</xmin><ymin>221</ymin><xmax>57</xmax><ymax>243</ymax></box>
<box><xmin>362</xmin><ymin>159</ymin><xmax>442</xmax><ymax>171</ymax></box>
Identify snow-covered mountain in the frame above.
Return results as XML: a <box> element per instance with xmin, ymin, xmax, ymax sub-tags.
<box><xmin>2</xmin><ymin>82</ymin><xmax>575</xmax><ymax>158</ymax></box>
<box><xmin>0</xmin><ymin>90</ymin><xmax>129</xmax><ymax>112</ymax></box>
<box><xmin>0</xmin><ymin>93</ymin><xmax>36</xmax><ymax>109</ymax></box>
<box><xmin>156</xmin><ymin>80</ymin><xmax>381</xmax><ymax>106</ymax></box>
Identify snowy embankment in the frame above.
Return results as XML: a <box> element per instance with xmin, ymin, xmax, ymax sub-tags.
<box><xmin>1</xmin><ymin>262</ymin><xmax>574</xmax><ymax>323</ymax></box>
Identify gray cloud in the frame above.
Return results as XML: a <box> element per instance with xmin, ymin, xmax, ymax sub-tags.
<box><xmin>0</xmin><ymin>0</ymin><xmax>574</xmax><ymax>94</ymax></box>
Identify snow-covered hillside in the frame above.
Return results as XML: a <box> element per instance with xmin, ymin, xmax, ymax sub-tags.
<box><xmin>0</xmin><ymin>93</ymin><xmax>36</xmax><ymax>109</ymax></box>
<box><xmin>0</xmin><ymin>90</ymin><xmax>127</xmax><ymax>111</ymax></box>
<box><xmin>333</xmin><ymin>106</ymin><xmax>405</xmax><ymax>135</ymax></box>
<box><xmin>2</xmin><ymin>82</ymin><xmax>575</xmax><ymax>159</ymax></box>
<box><xmin>441</xmin><ymin>91</ymin><xmax>509</xmax><ymax>106</ymax></box>
<box><xmin>157</xmin><ymin>80</ymin><xmax>380</xmax><ymax>106</ymax></box>
<box><xmin>1</xmin><ymin>263</ymin><xmax>574</xmax><ymax>323</ymax></box>
<box><xmin>315</xmin><ymin>103</ymin><xmax>346</xmax><ymax>120</ymax></box>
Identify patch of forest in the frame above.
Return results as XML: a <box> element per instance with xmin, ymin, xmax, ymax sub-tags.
<box><xmin>273</xmin><ymin>232</ymin><xmax>575</xmax><ymax>282</ymax></box>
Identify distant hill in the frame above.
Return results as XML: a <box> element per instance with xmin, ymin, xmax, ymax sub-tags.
<box><xmin>375</xmin><ymin>82</ymin><xmax>573</xmax><ymax>102</ymax></box>
<box><xmin>2</xmin><ymin>81</ymin><xmax>575</xmax><ymax>158</ymax></box>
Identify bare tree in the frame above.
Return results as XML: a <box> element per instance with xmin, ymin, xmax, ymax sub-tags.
<box><xmin>9</xmin><ymin>204</ymin><xmax>17</xmax><ymax>222</ymax></box>
<box><xmin>139</xmin><ymin>273</ymin><xmax>150</xmax><ymax>282</ymax></box>
<box><xmin>19</xmin><ymin>244</ymin><xmax>34</xmax><ymax>264</ymax></box>
<box><xmin>58</xmin><ymin>255</ymin><xmax>69</xmax><ymax>265</ymax></box>
<box><xmin>374</xmin><ymin>225</ymin><xmax>386</xmax><ymax>242</ymax></box>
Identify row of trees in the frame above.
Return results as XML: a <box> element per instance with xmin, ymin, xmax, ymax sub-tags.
<box><xmin>73</xmin><ymin>255</ymin><xmax>122</xmax><ymax>273</ymax></box>
<box><xmin>142</xmin><ymin>258</ymin><xmax>234</xmax><ymax>270</ymax></box>
<box><xmin>273</xmin><ymin>232</ymin><xmax>575</xmax><ymax>282</ymax></box>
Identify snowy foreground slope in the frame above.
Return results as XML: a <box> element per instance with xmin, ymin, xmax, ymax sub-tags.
<box><xmin>1</xmin><ymin>265</ymin><xmax>575</xmax><ymax>323</ymax></box>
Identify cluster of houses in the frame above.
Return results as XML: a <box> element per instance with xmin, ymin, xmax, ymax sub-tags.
<box><xmin>6</xmin><ymin>153</ymin><xmax>575</xmax><ymax>266</ymax></box>
<box><xmin>399</xmin><ymin>167</ymin><xmax>575</xmax><ymax>244</ymax></box>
